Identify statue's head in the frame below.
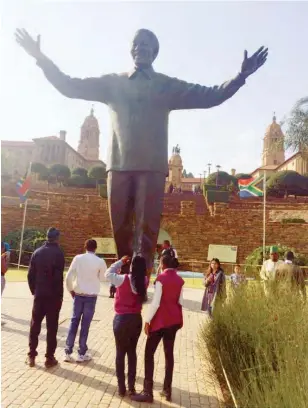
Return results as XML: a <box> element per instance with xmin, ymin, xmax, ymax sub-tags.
<box><xmin>131</xmin><ymin>29</ymin><xmax>159</xmax><ymax>69</ymax></box>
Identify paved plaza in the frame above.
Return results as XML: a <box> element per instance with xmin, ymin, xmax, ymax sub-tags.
<box><xmin>1</xmin><ymin>281</ymin><xmax>224</xmax><ymax>408</ymax></box>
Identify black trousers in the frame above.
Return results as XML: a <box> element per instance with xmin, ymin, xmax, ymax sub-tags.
<box><xmin>113</xmin><ymin>314</ymin><xmax>142</xmax><ymax>390</ymax></box>
<box><xmin>28</xmin><ymin>296</ymin><xmax>62</xmax><ymax>358</ymax></box>
<box><xmin>107</xmin><ymin>171</ymin><xmax>165</xmax><ymax>270</ymax></box>
<box><xmin>144</xmin><ymin>324</ymin><xmax>181</xmax><ymax>393</ymax></box>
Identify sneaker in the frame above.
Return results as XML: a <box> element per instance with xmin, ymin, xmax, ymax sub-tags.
<box><xmin>25</xmin><ymin>356</ymin><xmax>35</xmax><ymax>367</ymax></box>
<box><xmin>63</xmin><ymin>352</ymin><xmax>74</xmax><ymax>362</ymax></box>
<box><xmin>76</xmin><ymin>352</ymin><xmax>92</xmax><ymax>363</ymax></box>
<box><xmin>130</xmin><ymin>390</ymin><xmax>153</xmax><ymax>403</ymax></box>
<box><xmin>45</xmin><ymin>357</ymin><xmax>58</xmax><ymax>369</ymax></box>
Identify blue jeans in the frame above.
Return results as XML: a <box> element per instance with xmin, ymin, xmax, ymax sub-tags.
<box><xmin>65</xmin><ymin>295</ymin><xmax>97</xmax><ymax>356</ymax></box>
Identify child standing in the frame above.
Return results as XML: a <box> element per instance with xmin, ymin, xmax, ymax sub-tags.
<box><xmin>230</xmin><ymin>264</ymin><xmax>246</xmax><ymax>290</ymax></box>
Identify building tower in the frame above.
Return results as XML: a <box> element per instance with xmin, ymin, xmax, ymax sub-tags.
<box><xmin>167</xmin><ymin>146</ymin><xmax>183</xmax><ymax>188</ymax></box>
<box><xmin>78</xmin><ymin>107</ymin><xmax>100</xmax><ymax>160</ymax></box>
<box><xmin>262</xmin><ymin>113</ymin><xmax>285</xmax><ymax>167</ymax></box>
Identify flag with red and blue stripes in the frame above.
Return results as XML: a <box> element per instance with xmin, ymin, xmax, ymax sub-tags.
<box><xmin>16</xmin><ymin>175</ymin><xmax>31</xmax><ymax>202</ymax></box>
<box><xmin>238</xmin><ymin>176</ymin><xmax>264</xmax><ymax>198</ymax></box>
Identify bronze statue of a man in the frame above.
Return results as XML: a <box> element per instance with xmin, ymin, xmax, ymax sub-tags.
<box><xmin>15</xmin><ymin>28</ymin><xmax>268</xmax><ymax>271</ymax></box>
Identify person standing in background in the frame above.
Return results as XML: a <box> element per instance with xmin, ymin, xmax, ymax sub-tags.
<box><xmin>260</xmin><ymin>246</ymin><xmax>284</xmax><ymax>296</ymax></box>
<box><xmin>27</xmin><ymin>228</ymin><xmax>65</xmax><ymax>368</ymax></box>
<box><xmin>201</xmin><ymin>258</ymin><xmax>226</xmax><ymax>316</ymax></box>
<box><xmin>275</xmin><ymin>251</ymin><xmax>306</xmax><ymax>300</ymax></box>
<box><xmin>230</xmin><ymin>264</ymin><xmax>246</xmax><ymax>290</ymax></box>
<box><xmin>64</xmin><ymin>239</ymin><xmax>107</xmax><ymax>362</ymax></box>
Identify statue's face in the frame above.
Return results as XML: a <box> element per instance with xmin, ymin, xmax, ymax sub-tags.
<box><xmin>131</xmin><ymin>31</ymin><xmax>156</xmax><ymax>68</ymax></box>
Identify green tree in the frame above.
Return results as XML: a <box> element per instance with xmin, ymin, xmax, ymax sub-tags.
<box><xmin>235</xmin><ymin>173</ymin><xmax>252</xmax><ymax>180</ymax></box>
<box><xmin>49</xmin><ymin>164</ymin><xmax>71</xmax><ymax>185</ymax></box>
<box><xmin>31</xmin><ymin>162</ymin><xmax>49</xmax><ymax>181</ymax></box>
<box><xmin>4</xmin><ymin>227</ymin><xmax>46</xmax><ymax>265</ymax></box>
<box><xmin>88</xmin><ymin>165</ymin><xmax>107</xmax><ymax>187</ymax></box>
<box><xmin>266</xmin><ymin>170</ymin><xmax>308</xmax><ymax>197</ymax></box>
<box><xmin>182</xmin><ymin>169</ymin><xmax>194</xmax><ymax>178</ymax></box>
<box><xmin>72</xmin><ymin>167</ymin><xmax>88</xmax><ymax>178</ymax></box>
<box><xmin>283</xmin><ymin>97</ymin><xmax>308</xmax><ymax>151</ymax></box>
<box><xmin>207</xmin><ymin>171</ymin><xmax>238</xmax><ymax>187</ymax></box>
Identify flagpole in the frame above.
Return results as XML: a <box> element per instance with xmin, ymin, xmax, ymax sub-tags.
<box><xmin>17</xmin><ymin>162</ymin><xmax>32</xmax><ymax>270</ymax></box>
<box><xmin>262</xmin><ymin>169</ymin><xmax>267</xmax><ymax>261</ymax></box>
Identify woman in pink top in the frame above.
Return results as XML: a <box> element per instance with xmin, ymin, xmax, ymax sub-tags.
<box><xmin>105</xmin><ymin>255</ymin><xmax>146</xmax><ymax>398</ymax></box>
<box><xmin>132</xmin><ymin>254</ymin><xmax>184</xmax><ymax>403</ymax></box>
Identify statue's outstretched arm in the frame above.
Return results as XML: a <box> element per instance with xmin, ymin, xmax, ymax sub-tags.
<box><xmin>166</xmin><ymin>47</ymin><xmax>268</xmax><ymax>111</ymax></box>
<box><xmin>15</xmin><ymin>29</ymin><xmax>113</xmax><ymax>103</ymax></box>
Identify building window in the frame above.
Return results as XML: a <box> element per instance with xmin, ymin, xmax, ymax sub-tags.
<box><xmin>273</xmin><ymin>160</ymin><xmax>277</xmax><ymax>165</ymax></box>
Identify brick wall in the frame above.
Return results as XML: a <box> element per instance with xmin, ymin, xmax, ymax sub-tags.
<box><xmin>2</xmin><ymin>190</ymin><xmax>308</xmax><ymax>269</ymax></box>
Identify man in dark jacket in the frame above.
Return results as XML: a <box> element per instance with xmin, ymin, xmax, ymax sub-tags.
<box><xmin>26</xmin><ymin>227</ymin><xmax>65</xmax><ymax>368</ymax></box>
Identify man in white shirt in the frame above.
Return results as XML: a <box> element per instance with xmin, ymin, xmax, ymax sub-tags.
<box><xmin>64</xmin><ymin>239</ymin><xmax>107</xmax><ymax>362</ymax></box>
<box><xmin>260</xmin><ymin>246</ymin><xmax>284</xmax><ymax>296</ymax></box>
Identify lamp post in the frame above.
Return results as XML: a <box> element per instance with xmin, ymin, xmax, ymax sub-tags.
<box><xmin>216</xmin><ymin>165</ymin><xmax>221</xmax><ymax>187</ymax></box>
<box><xmin>207</xmin><ymin>163</ymin><xmax>212</xmax><ymax>176</ymax></box>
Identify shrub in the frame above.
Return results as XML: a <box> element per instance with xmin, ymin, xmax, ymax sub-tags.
<box><xmin>66</xmin><ymin>174</ymin><xmax>96</xmax><ymax>188</ymax></box>
<box><xmin>235</xmin><ymin>173</ymin><xmax>252</xmax><ymax>180</ymax></box>
<box><xmin>72</xmin><ymin>167</ymin><xmax>88</xmax><ymax>178</ymax></box>
<box><xmin>49</xmin><ymin>164</ymin><xmax>71</xmax><ymax>184</ymax></box>
<box><xmin>206</xmin><ymin>171</ymin><xmax>238</xmax><ymax>187</ymax></box>
<box><xmin>201</xmin><ymin>286</ymin><xmax>308</xmax><ymax>408</ymax></box>
<box><xmin>3</xmin><ymin>227</ymin><xmax>47</xmax><ymax>266</ymax></box>
<box><xmin>281</xmin><ymin>218</ymin><xmax>306</xmax><ymax>224</ymax></box>
<box><xmin>266</xmin><ymin>170</ymin><xmax>308</xmax><ymax>197</ymax></box>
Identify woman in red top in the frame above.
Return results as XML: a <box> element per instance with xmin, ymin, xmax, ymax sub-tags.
<box><xmin>105</xmin><ymin>255</ymin><xmax>147</xmax><ymax>398</ymax></box>
<box><xmin>132</xmin><ymin>254</ymin><xmax>184</xmax><ymax>403</ymax></box>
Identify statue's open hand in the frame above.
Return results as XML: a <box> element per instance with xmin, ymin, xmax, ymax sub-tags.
<box><xmin>15</xmin><ymin>29</ymin><xmax>42</xmax><ymax>60</ymax></box>
<box><xmin>241</xmin><ymin>46</ymin><xmax>268</xmax><ymax>78</ymax></box>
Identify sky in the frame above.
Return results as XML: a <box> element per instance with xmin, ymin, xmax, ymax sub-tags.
<box><xmin>1</xmin><ymin>0</ymin><xmax>308</xmax><ymax>176</ymax></box>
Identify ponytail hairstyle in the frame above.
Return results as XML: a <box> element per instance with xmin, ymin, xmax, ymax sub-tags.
<box><xmin>131</xmin><ymin>255</ymin><xmax>147</xmax><ymax>303</ymax></box>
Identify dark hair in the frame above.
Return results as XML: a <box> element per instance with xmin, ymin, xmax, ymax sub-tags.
<box><xmin>285</xmin><ymin>251</ymin><xmax>294</xmax><ymax>261</ymax></box>
<box><xmin>163</xmin><ymin>240</ymin><xmax>170</xmax><ymax>246</ymax></box>
<box><xmin>46</xmin><ymin>227</ymin><xmax>60</xmax><ymax>242</ymax></box>
<box><xmin>131</xmin><ymin>256</ymin><xmax>147</xmax><ymax>303</ymax></box>
<box><xmin>161</xmin><ymin>254</ymin><xmax>176</xmax><ymax>269</ymax></box>
<box><xmin>207</xmin><ymin>258</ymin><xmax>222</xmax><ymax>277</ymax></box>
<box><xmin>85</xmin><ymin>239</ymin><xmax>97</xmax><ymax>252</ymax></box>
<box><xmin>235</xmin><ymin>264</ymin><xmax>241</xmax><ymax>268</ymax></box>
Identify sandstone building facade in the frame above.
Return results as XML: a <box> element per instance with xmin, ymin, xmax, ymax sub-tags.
<box><xmin>252</xmin><ymin>114</ymin><xmax>308</xmax><ymax>178</ymax></box>
<box><xmin>1</xmin><ymin>108</ymin><xmax>105</xmax><ymax>177</ymax></box>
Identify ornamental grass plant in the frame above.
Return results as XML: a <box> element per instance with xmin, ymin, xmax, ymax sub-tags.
<box><xmin>201</xmin><ymin>282</ymin><xmax>308</xmax><ymax>408</ymax></box>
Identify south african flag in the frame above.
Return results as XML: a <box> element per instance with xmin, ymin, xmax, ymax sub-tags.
<box><xmin>16</xmin><ymin>163</ymin><xmax>32</xmax><ymax>203</ymax></box>
<box><xmin>238</xmin><ymin>176</ymin><xmax>264</xmax><ymax>198</ymax></box>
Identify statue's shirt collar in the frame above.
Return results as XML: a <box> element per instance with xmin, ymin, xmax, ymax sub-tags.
<box><xmin>128</xmin><ymin>66</ymin><xmax>155</xmax><ymax>80</ymax></box>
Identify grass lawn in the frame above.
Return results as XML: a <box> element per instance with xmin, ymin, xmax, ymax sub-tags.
<box><xmin>5</xmin><ymin>268</ymin><xmax>205</xmax><ymax>289</ymax></box>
